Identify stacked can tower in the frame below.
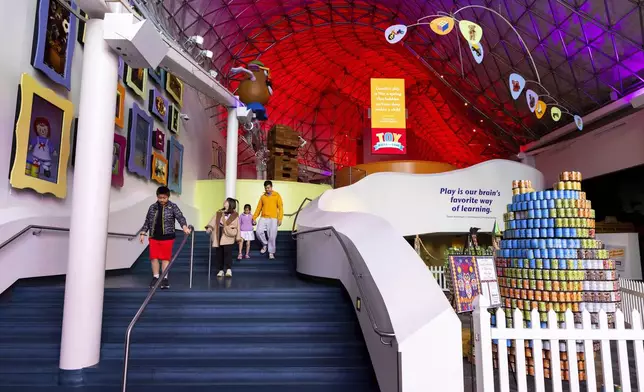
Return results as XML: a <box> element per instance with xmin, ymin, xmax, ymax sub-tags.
<box><xmin>492</xmin><ymin>171</ymin><xmax>620</xmax><ymax>380</ymax></box>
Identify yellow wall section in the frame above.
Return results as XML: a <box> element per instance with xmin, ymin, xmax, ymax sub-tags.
<box><xmin>194</xmin><ymin>180</ymin><xmax>331</xmax><ymax>230</ymax></box>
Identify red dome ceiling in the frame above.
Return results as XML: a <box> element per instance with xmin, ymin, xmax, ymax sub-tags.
<box><xmin>138</xmin><ymin>0</ymin><xmax>644</xmax><ymax>171</ymax></box>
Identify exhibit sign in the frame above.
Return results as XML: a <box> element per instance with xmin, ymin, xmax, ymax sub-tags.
<box><xmin>475</xmin><ymin>256</ymin><xmax>501</xmax><ymax>307</ymax></box>
<box><xmin>606</xmin><ymin>245</ymin><xmax>626</xmax><ymax>275</ymax></box>
<box><xmin>370</xmin><ymin>78</ymin><xmax>406</xmax><ymax>155</ymax></box>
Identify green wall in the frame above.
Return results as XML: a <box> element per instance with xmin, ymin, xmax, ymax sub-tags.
<box><xmin>194</xmin><ymin>180</ymin><xmax>331</xmax><ymax>230</ymax></box>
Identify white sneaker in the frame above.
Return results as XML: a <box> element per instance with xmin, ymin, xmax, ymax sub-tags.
<box><xmin>269</xmin><ymin>253</ymin><xmax>275</xmax><ymax>260</ymax></box>
<box><xmin>217</xmin><ymin>270</ymin><xmax>224</xmax><ymax>278</ymax></box>
<box><xmin>225</xmin><ymin>269</ymin><xmax>233</xmax><ymax>277</ymax></box>
<box><xmin>260</xmin><ymin>246</ymin><xmax>267</xmax><ymax>254</ymax></box>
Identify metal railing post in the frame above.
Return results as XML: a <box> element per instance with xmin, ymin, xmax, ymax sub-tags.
<box><xmin>208</xmin><ymin>238</ymin><xmax>212</xmax><ymax>282</ymax></box>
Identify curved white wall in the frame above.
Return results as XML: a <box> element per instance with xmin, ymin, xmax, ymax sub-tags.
<box><xmin>295</xmin><ymin>159</ymin><xmax>544</xmax><ymax>392</ymax></box>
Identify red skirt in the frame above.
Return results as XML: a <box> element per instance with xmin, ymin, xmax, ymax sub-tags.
<box><xmin>149</xmin><ymin>239</ymin><xmax>175</xmax><ymax>261</ymax></box>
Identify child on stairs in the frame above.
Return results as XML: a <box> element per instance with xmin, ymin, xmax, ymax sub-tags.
<box><xmin>238</xmin><ymin>204</ymin><xmax>255</xmax><ymax>259</ymax></box>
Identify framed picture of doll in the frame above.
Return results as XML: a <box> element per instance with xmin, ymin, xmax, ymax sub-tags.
<box><xmin>77</xmin><ymin>10</ymin><xmax>87</xmax><ymax>45</ymax></box>
<box><xmin>151</xmin><ymin>151</ymin><xmax>168</xmax><ymax>185</ymax></box>
<box><xmin>10</xmin><ymin>73</ymin><xmax>74</xmax><ymax>198</ymax></box>
<box><xmin>167</xmin><ymin>136</ymin><xmax>183</xmax><ymax>194</ymax></box>
<box><xmin>115</xmin><ymin>82</ymin><xmax>125</xmax><ymax>128</ymax></box>
<box><xmin>153</xmin><ymin>129</ymin><xmax>165</xmax><ymax>151</ymax></box>
<box><xmin>149</xmin><ymin>67</ymin><xmax>165</xmax><ymax>86</ymax></box>
<box><xmin>125</xmin><ymin>102</ymin><xmax>152</xmax><ymax>179</ymax></box>
<box><xmin>31</xmin><ymin>0</ymin><xmax>78</xmax><ymax>90</ymax></box>
<box><xmin>168</xmin><ymin>103</ymin><xmax>180</xmax><ymax>134</ymax></box>
<box><xmin>112</xmin><ymin>133</ymin><xmax>126</xmax><ymax>188</ymax></box>
<box><xmin>149</xmin><ymin>87</ymin><xmax>168</xmax><ymax>124</ymax></box>
<box><xmin>125</xmin><ymin>66</ymin><xmax>147</xmax><ymax>99</ymax></box>
<box><xmin>165</xmin><ymin>73</ymin><xmax>183</xmax><ymax>107</ymax></box>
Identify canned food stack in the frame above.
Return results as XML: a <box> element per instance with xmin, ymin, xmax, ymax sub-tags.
<box><xmin>491</xmin><ymin>171</ymin><xmax>620</xmax><ymax>380</ymax></box>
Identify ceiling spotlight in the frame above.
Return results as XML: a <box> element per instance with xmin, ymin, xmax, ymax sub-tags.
<box><xmin>472</xmin><ymin>129</ymin><xmax>476</xmax><ymax>132</ymax></box>
<box><xmin>487</xmin><ymin>143</ymin><xmax>491</xmax><ymax>146</ymax></box>
<box><xmin>186</xmin><ymin>35</ymin><xmax>204</xmax><ymax>48</ymax></box>
<box><xmin>480</xmin><ymin>119</ymin><xmax>483</xmax><ymax>123</ymax></box>
<box><xmin>209</xmin><ymin>69</ymin><xmax>218</xmax><ymax>78</ymax></box>
<box><xmin>464</xmin><ymin>102</ymin><xmax>468</xmax><ymax>106</ymax></box>
<box><xmin>199</xmin><ymin>50</ymin><xmax>213</xmax><ymax>59</ymax></box>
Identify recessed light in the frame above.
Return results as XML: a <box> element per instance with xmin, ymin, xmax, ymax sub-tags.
<box><xmin>473</xmin><ymin>129</ymin><xmax>476</xmax><ymax>132</ymax></box>
<box><xmin>464</xmin><ymin>103</ymin><xmax>468</xmax><ymax>106</ymax></box>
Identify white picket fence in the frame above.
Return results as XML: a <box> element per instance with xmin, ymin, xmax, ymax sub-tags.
<box><xmin>620</xmin><ymin>278</ymin><xmax>644</xmax><ymax>326</ymax></box>
<box><xmin>428</xmin><ymin>266</ymin><xmax>449</xmax><ymax>291</ymax></box>
<box><xmin>473</xmin><ymin>294</ymin><xmax>644</xmax><ymax>392</ymax></box>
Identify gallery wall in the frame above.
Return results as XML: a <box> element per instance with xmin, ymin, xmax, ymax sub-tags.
<box><xmin>0</xmin><ymin>0</ymin><xmax>223</xmax><ymax>292</ymax></box>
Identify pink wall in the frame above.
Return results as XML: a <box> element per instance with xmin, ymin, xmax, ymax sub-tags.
<box><xmin>532</xmin><ymin>109</ymin><xmax>644</xmax><ymax>185</ymax></box>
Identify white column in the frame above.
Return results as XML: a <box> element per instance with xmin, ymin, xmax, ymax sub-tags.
<box><xmin>225</xmin><ymin>107</ymin><xmax>239</xmax><ymax>198</ymax></box>
<box><xmin>59</xmin><ymin>18</ymin><xmax>118</xmax><ymax>370</ymax></box>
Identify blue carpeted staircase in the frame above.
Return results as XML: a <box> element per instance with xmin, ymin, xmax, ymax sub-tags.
<box><xmin>0</xmin><ymin>231</ymin><xmax>379</xmax><ymax>391</ymax></box>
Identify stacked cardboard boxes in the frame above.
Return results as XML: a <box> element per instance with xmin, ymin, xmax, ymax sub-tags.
<box><xmin>267</xmin><ymin>125</ymin><xmax>299</xmax><ymax>182</ymax></box>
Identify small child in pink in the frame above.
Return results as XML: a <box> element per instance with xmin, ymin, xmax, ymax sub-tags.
<box><xmin>238</xmin><ymin>204</ymin><xmax>255</xmax><ymax>259</ymax></box>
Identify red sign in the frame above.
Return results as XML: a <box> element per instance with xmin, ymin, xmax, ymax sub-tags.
<box><xmin>371</xmin><ymin>128</ymin><xmax>407</xmax><ymax>155</ymax></box>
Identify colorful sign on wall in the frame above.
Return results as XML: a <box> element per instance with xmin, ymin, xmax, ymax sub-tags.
<box><xmin>370</xmin><ymin>78</ymin><xmax>406</xmax><ymax>155</ymax></box>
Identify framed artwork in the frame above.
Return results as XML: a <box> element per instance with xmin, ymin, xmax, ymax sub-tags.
<box><xmin>167</xmin><ymin>136</ymin><xmax>183</xmax><ymax>194</ymax></box>
<box><xmin>149</xmin><ymin>67</ymin><xmax>165</xmax><ymax>86</ymax></box>
<box><xmin>31</xmin><ymin>0</ymin><xmax>78</xmax><ymax>90</ymax></box>
<box><xmin>153</xmin><ymin>129</ymin><xmax>165</xmax><ymax>151</ymax></box>
<box><xmin>118</xmin><ymin>58</ymin><xmax>124</xmax><ymax>80</ymax></box>
<box><xmin>10</xmin><ymin>73</ymin><xmax>74</xmax><ymax>198</ymax></box>
<box><xmin>149</xmin><ymin>87</ymin><xmax>168</xmax><ymax>124</ymax></box>
<box><xmin>151</xmin><ymin>151</ymin><xmax>168</xmax><ymax>185</ymax></box>
<box><xmin>165</xmin><ymin>73</ymin><xmax>183</xmax><ymax>107</ymax></box>
<box><xmin>448</xmin><ymin>255</ymin><xmax>481</xmax><ymax>313</ymax></box>
<box><xmin>115</xmin><ymin>82</ymin><xmax>125</xmax><ymax>128</ymax></box>
<box><xmin>168</xmin><ymin>103</ymin><xmax>180</xmax><ymax>134</ymax></box>
<box><xmin>112</xmin><ymin>133</ymin><xmax>126</xmax><ymax>188</ymax></box>
<box><xmin>125</xmin><ymin>66</ymin><xmax>147</xmax><ymax>99</ymax></box>
<box><xmin>77</xmin><ymin>10</ymin><xmax>87</xmax><ymax>45</ymax></box>
<box><xmin>126</xmin><ymin>102</ymin><xmax>152</xmax><ymax>179</ymax></box>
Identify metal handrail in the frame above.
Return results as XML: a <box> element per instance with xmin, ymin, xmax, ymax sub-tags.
<box><xmin>122</xmin><ymin>225</ymin><xmax>195</xmax><ymax>392</ymax></box>
<box><xmin>291</xmin><ymin>197</ymin><xmax>313</xmax><ymax>232</ymax></box>
<box><xmin>294</xmin><ymin>226</ymin><xmax>395</xmax><ymax>345</ymax></box>
<box><xmin>0</xmin><ymin>224</ymin><xmax>137</xmax><ymax>252</ymax></box>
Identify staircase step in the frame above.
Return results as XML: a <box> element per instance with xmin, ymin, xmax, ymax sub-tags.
<box><xmin>0</xmin><ymin>234</ymin><xmax>379</xmax><ymax>390</ymax></box>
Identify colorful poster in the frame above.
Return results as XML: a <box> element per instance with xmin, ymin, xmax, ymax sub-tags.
<box><xmin>448</xmin><ymin>255</ymin><xmax>481</xmax><ymax>313</ymax></box>
<box><xmin>371</xmin><ymin>78</ymin><xmax>406</xmax><ymax>155</ymax></box>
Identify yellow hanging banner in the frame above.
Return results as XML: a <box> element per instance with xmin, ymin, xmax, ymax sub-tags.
<box><xmin>370</xmin><ymin>78</ymin><xmax>406</xmax><ymax>129</ymax></box>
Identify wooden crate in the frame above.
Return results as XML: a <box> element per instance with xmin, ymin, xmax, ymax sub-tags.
<box><xmin>268</xmin><ymin>125</ymin><xmax>300</xmax><ymax>149</ymax></box>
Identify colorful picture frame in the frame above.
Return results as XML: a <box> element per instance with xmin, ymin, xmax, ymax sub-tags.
<box><xmin>10</xmin><ymin>73</ymin><xmax>74</xmax><ymax>198</ymax></box>
<box><xmin>149</xmin><ymin>67</ymin><xmax>165</xmax><ymax>86</ymax></box>
<box><xmin>151</xmin><ymin>151</ymin><xmax>168</xmax><ymax>185</ymax></box>
<box><xmin>165</xmin><ymin>73</ymin><xmax>184</xmax><ymax>107</ymax></box>
<box><xmin>77</xmin><ymin>10</ymin><xmax>87</xmax><ymax>45</ymax></box>
<box><xmin>149</xmin><ymin>87</ymin><xmax>168</xmax><ymax>124</ymax></box>
<box><xmin>126</xmin><ymin>102</ymin><xmax>152</xmax><ymax>179</ymax></box>
<box><xmin>31</xmin><ymin>0</ymin><xmax>78</xmax><ymax>90</ymax></box>
<box><xmin>112</xmin><ymin>133</ymin><xmax>126</xmax><ymax>188</ymax></box>
<box><xmin>168</xmin><ymin>103</ymin><xmax>181</xmax><ymax>134</ymax></box>
<box><xmin>448</xmin><ymin>255</ymin><xmax>481</xmax><ymax>313</ymax></box>
<box><xmin>167</xmin><ymin>136</ymin><xmax>183</xmax><ymax>194</ymax></box>
<box><xmin>115</xmin><ymin>82</ymin><xmax>125</xmax><ymax>128</ymax></box>
<box><xmin>125</xmin><ymin>66</ymin><xmax>148</xmax><ymax>99</ymax></box>
<box><xmin>153</xmin><ymin>129</ymin><xmax>165</xmax><ymax>151</ymax></box>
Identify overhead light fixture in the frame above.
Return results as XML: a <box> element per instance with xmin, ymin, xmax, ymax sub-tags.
<box><xmin>185</xmin><ymin>35</ymin><xmax>204</xmax><ymax>48</ymax></box>
<box><xmin>464</xmin><ymin>102</ymin><xmax>468</xmax><ymax>106</ymax></box>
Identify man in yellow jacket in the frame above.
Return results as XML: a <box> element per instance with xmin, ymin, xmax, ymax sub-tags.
<box><xmin>252</xmin><ymin>180</ymin><xmax>283</xmax><ymax>259</ymax></box>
